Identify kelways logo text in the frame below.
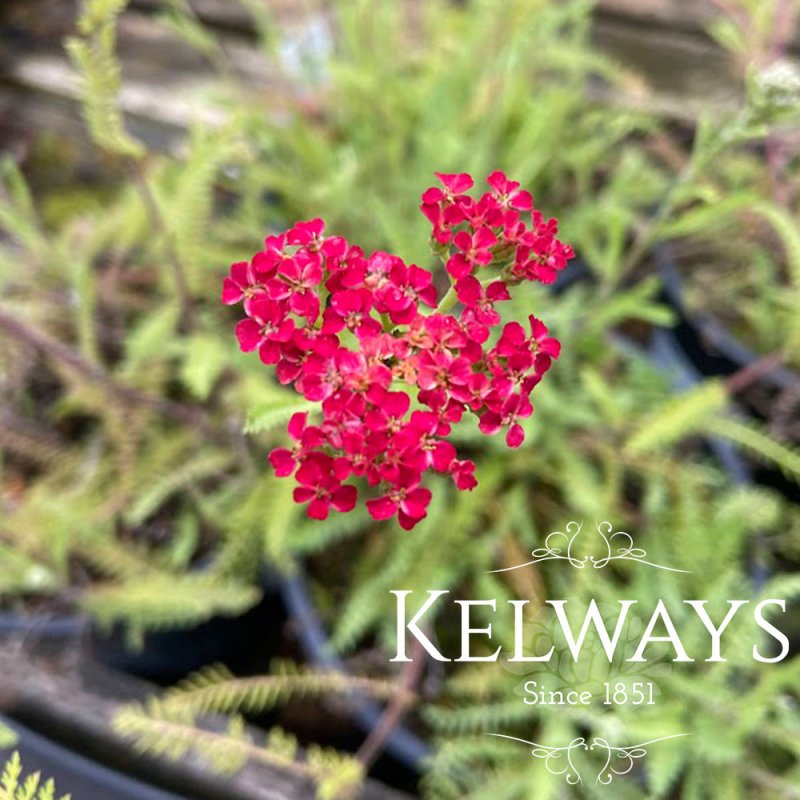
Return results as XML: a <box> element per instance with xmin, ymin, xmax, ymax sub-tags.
<box><xmin>390</xmin><ymin>592</ymin><xmax>790</xmax><ymax>664</ymax></box>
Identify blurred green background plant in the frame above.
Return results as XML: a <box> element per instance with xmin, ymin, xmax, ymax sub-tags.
<box><xmin>1</xmin><ymin>0</ymin><xmax>800</xmax><ymax>797</ymax></box>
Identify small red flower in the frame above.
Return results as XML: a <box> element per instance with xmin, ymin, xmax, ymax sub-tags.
<box><xmin>421</xmin><ymin>172</ymin><xmax>474</xmax><ymax>205</ymax></box>
<box><xmin>460</xmin><ymin>194</ymin><xmax>504</xmax><ymax>229</ymax></box>
<box><xmin>487</xmin><ymin>170</ymin><xmax>533</xmax><ymax>211</ymax></box>
<box><xmin>450</xmin><ymin>372</ymin><xmax>492</xmax><ymax>411</ymax></box>
<box><xmin>416</xmin><ymin>350</ymin><xmax>471</xmax><ymax>393</ymax></box>
<box><xmin>495</xmin><ymin>316</ymin><xmax>561</xmax><ymax>360</ymax></box>
<box><xmin>394</xmin><ymin>411</ymin><xmax>457</xmax><ymax>473</ymax></box>
<box><xmin>478</xmin><ymin>394</ymin><xmax>533</xmax><ymax>448</ymax></box>
<box><xmin>300</xmin><ymin>347</ymin><xmax>356</xmax><ymax>402</ymax></box>
<box><xmin>269</xmin><ymin>254</ymin><xmax>323</xmax><ymax>320</ymax></box>
<box><xmin>450</xmin><ymin>458</ymin><xmax>478</xmax><ymax>491</ymax></box>
<box><xmin>222</xmin><ymin>260</ymin><xmax>272</xmax><ymax>312</ymax></box>
<box><xmin>366</xmin><ymin>471</ymin><xmax>433</xmax><ymax>530</ymax></box>
<box><xmin>456</xmin><ymin>277</ymin><xmax>510</xmax><ymax>341</ymax></box>
<box><xmin>268</xmin><ymin>412</ymin><xmax>324</xmax><ymax>477</ymax></box>
<box><xmin>235</xmin><ymin>297</ymin><xmax>294</xmax><ymax>365</ymax></box>
<box><xmin>322</xmin><ymin>289</ymin><xmax>382</xmax><ymax>338</ymax></box>
<box><xmin>447</xmin><ymin>227</ymin><xmax>497</xmax><ymax>279</ymax></box>
<box><xmin>490</xmin><ymin>351</ymin><xmax>535</xmax><ymax>399</ymax></box>
<box><xmin>376</xmin><ymin>262</ymin><xmax>437</xmax><ymax>324</ymax></box>
<box><xmin>293</xmin><ymin>456</ymin><xmax>357</xmax><ymax>520</ymax></box>
<box><xmin>364</xmin><ymin>389</ymin><xmax>411</xmax><ymax>435</ymax></box>
<box><xmin>287</xmin><ymin>218</ymin><xmax>326</xmax><ymax>251</ymax></box>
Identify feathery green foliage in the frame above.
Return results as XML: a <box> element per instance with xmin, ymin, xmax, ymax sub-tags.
<box><xmin>626</xmin><ymin>381</ymin><xmax>729</xmax><ymax>454</ymax></box>
<box><xmin>0</xmin><ymin>752</ymin><xmax>71</xmax><ymax>800</ymax></box>
<box><xmin>83</xmin><ymin>573</ymin><xmax>259</xmax><ymax>647</ymax></box>
<box><xmin>65</xmin><ymin>0</ymin><xmax>144</xmax><ymax>159</ymax></box>
<box><xmin>159</xmin><ymin>660</ymin><xmax>414</xmax><ymax>717</ymax></box>
<box><xmin>114</xmin><ymin>699</ymin><xmax>363</xmax><ymax>799</ymax></box>
<box><xmin>708</xmin><ymin>417</ymin><xmax>800</xmax><ymax>484</ymax></box>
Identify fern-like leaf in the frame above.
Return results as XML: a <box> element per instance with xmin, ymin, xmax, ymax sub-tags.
<box><xmin>707</xmin><ymin>417</ymin><xmax>800</xmax><ymax>484</ymax></box>
<box><xmin>160</xmin><ymin>660</ymin><xmax>414</xmax><ymax>717</ymax></box>
<box><xmin>0</xmin><ymin>752</ymin><xmax>70</xmax><ymax>800</ymax></box>
<box><xmin>113</xmin><ymin>703</ymin><xmax>362</xmax><ymax>799</ymax></box>
<box><xmin>65</xmin><ymin>0</ymin><xmax>145</xmax><ymax>159</ymax></box>
<box><xmin>82</xmin><ymin>572</ymin><xmax>260</xmax><ymax>642</ymax></box>
<box><xmin>626</xmin><ymin>380</ymin><xmax>728</xmax><ymax>453</ymax></box>
<box><xmin>244</xmin><ymin>397</ymin><xmax>316</xmax><ymax>435</ymax></box>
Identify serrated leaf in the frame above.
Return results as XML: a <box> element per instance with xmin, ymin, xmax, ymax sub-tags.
<box><xmin>626</xmin><ymin>380</ymin><xmax>728</xmax><ymax>453</ymax></box>
<box><xmin>707</xmin><ymin>417</ymin><xmax>800</xmax><ymax>484</ymax></box>
<box><xmin>125</xmin><ymin>449</ymin><xmax>233</xmax><ymax>526</ymax></box>
<box><xmin>244</xmin><ymin>397</ymin><xmax>315</xmax><ymax>435</ymax></box>
<box><xmin>179</xmin><ymin>333</ymin><xmax>228</xmax><ymax>400</ymax></box>
<box><xmin>82</xmin><ymin>572</ymin><xmax>260</xmax><ymax>635</ymax></box>
<box><xmin>124</xmin><ymin>303</ymin><xmax>180</xmax><ymax>371</ymax></box>
<box><xmin>588</xmin><ymin>277</ymin><xmax>675</xmax><ymax>330</ymax></box>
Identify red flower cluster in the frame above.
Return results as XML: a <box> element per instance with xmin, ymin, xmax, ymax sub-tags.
<box><xmin>223</xmin><ymin>172</ymin><xmax>572</xmax><ymax>529</ymax></box>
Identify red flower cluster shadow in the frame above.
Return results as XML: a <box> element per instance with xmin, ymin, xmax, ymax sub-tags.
<box><xmin>223</xmin><ymin>172</ymin><xmax>573</xmax><ymax>529</ymax></box>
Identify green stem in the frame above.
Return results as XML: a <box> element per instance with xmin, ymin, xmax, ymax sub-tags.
<box><xmin>131</xmin><ymin>162</ymin><xmax>194</xmax><ymax>331</ymax></box>
<box><xmin>435</xmin><ymin>284</ymin><xmax>458</xmax><ymax>314</ymax></box>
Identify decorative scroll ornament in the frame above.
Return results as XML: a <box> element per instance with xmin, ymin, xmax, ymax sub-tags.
<box><xmin>488</xmin><ymin>520</ymin><xmax>690</xmax><ymax>573</ymax></box>
<box><xmin>488</xmin><ymin>733</ymin><xmax>690</xmax><ymax>785</ymax></box>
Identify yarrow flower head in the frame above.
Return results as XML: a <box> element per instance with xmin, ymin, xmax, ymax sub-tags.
<box><xmin>223</xmin><ymin>172</ymin><xmax>573</xmax><ymax>529</ymax></box>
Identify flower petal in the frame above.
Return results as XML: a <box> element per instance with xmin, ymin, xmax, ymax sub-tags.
<box><xmin>366</xmin><ymin>496</ymin><xmax>398</xmax><ymax>521</ymax></box>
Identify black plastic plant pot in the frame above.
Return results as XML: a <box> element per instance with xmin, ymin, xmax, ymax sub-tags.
<box><xmin>0</xmin><ymin>715</ymin><xmax>190</xmax><ymax>800</ymax></box>
<box><xmin>89</xmin><ymin>582</ymin><xmax>287</xmax><ymax>684</ymax></box>
<box><xmin>0</xmin><ymin>584</ymin><xmax>287</xmax><ymax>684</ymax></box>
<box><xmin>656</xmin><ymin>247</ymin><xmax>800</xmax><ymax>390</ymax></box>
<box><xmin>0</xmin><ymin>611</ymin><xmax>86</xmax><ymax>654</ymax></box>
<box><xmin>656</xmin><ymin>246</ymin><xmax>800</xmax><ymax>505</ymax></box>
